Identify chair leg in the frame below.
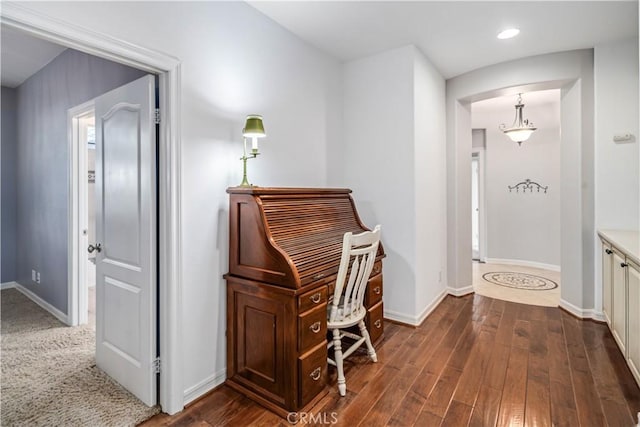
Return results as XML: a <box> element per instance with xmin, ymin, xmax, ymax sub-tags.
<box><xmin>332</xmin><ymin>329</ymin><xmax>347</xmax><ymax>396</ymax></box>
<box><xmin>358</xmin><ymin>321</ymin><xmax>377</xmax><ymax>363</ymax></box>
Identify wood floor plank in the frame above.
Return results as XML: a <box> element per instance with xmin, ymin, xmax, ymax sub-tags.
<box><xmin>496</xmin><ymin>347</ymin><xmax>529</xmax><ymax>427</ymax></box>
<box><xmin>512</xmin><ymin>319</ymin><xmax>531</xmax><ymax>350</ymax></box>
<box><xmin>452</xmin><ymin>329</ymin><xmax>496</xmax><ymax>407</ymax></box>
<box><xmin>581</xmin><ymin>321</ymin><xmax>637</xmax><ymax>426</ymax></box>
<box><xmin>331</xmin><ymin>365</ymin><xmax>398</xmax><ymax>426</ymax></box>
<box><xmin>386</xmin><ymin>390</ymin><xmax>428</xmax><ymax>426</ymax></box>
<box><xmin>339</xmin><ymin>325</ymin><xmax>413</xmax><ymax>394</ymax></box>
<box><xmin>142</xmin><ymin>295</ymin><xmax>640</xmax><ymax>427</ymax></box>
<box><xmin>599</xmin><ymin>322</ymin><xmax>640</xmax><ymax>419</ymax></box>
<box><xmin>561</xmin><ymin>313</ymin><xmax>606</xmax><ymax>427</ymax></box>
<box><xmin>360</xmin><ymin>363</ymin><xmax>420</xmax><ymax>426</ymax></box>
<box><xmin>413</xmin><ymin>410</ymin><xmax>442</xmax><ymax>427</ymax></box>
<box><xmin>441</xmin><ymin>400</ymin><xmax>473</xmax><ymax>427</ymax></box>
<box><xmin>546</xmin><ymin>314</ymin><xmax>580</xmax><ymax>427</ymax></box>
<box><xmin>386</xmin><ymin>296</ymin><xmax>472</xmax><ymax>425</ymax></box>
<box><xmin>468</xmin><ymin>384</ymin><xmax>502</xmax><ymax>427</ymax></box>
<box><xmin>421</xmin><ymin>365</ymin><xmax>463</xmax><ymax>418</ymax></box>
<box><xmin>524</xmin><ymin>313</ymin><xmax>551</xmax><ymax>427</ymax></box>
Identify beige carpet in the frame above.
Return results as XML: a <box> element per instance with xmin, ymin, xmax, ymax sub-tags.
<box><xmin>1</xmin><ymin>288</ymin><xmax>160</xmax><ymax>426</ymax></box>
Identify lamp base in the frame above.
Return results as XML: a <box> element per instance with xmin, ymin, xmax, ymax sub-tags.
<box><xmin>239</xmin><ymin>155</ymin><xmax>255</xmax><ymax>187</ymax></box>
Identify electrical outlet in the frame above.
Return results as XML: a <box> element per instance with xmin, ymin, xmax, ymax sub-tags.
<box><xmin>32</xmin><ymin>269</ymin><xmax>37</xmax><ymax>282</ymax></box>
<box><xmin>36</xmin><ymin>272</ymin><xmax>41</xmax><ymax>284</ymax></box>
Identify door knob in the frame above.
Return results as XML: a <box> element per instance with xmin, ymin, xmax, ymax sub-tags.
<box><xmin>88</xmin><ymin>243</ymin><xmax>102</xmax><ymax>254</ymax></box>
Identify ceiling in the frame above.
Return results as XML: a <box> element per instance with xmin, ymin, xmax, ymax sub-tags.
<box><xmin>2</xmin><ymin>2</ymin><xmax>636</xmax><ymax>87</ymax></box>
<box><xmin>249</xmin><ymin>1</ymin><xmax>639</xmax><ymax>79</ymax></box>
<box><xmin>1</xmin><ymin>25</ymin><xmax>67</xmax><ymax>88</ymax></box>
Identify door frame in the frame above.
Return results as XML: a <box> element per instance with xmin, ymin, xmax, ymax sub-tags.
<box><xmin>1</xmin><ymin>3</ymin><xmax>184</xmax><ymax>414</ymax></box>
<box><xmin>471</xmin><ymin>148</ymin><xmax>487</xmax><ymax>262</ymax></box>
<box><xmin>68</xmin><ymin>100</ymin><xmax>95</xmax><ymax>327</ymax></box>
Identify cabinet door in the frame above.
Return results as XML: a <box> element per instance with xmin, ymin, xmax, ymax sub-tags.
<box><xmin>602</xmin><ymin>241</ymin><xmax>613</xmax><ymax>325</ymax></box>
<box><xmin>612</xmin><ymin>250</ymin><xmax>627</xmax><ymax>354</ymax></box>
<box><xmin>627</xmin><ymin>260</ymin><xmax>640</xmax><ymax>385</ymax></box>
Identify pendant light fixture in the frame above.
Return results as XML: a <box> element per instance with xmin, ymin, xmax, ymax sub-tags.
<box><xmin>499</xmin><ymin>93</ymin><xmax>537</xmax><ymax>145</ymax></box>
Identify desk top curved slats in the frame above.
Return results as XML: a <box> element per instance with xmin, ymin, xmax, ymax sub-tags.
<box><xmin>262</xmin><ymin>196</ymin><xmax>365</xmax><ymax>285</ymax></box>
<box><xmin>227</xmin><ymin>187</ymin><xmax>383</xmax><ymax>288</ymax></box>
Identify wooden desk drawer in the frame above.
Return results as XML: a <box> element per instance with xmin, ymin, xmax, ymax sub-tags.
<box><xmin>366</xmin><ymin>301</ymin><xmax>384</xmax><ymax>344</ymax></box>
<box><xmin>298</xmin><ymin>304</ymin><xmax>327</xmax><ymax>352</ymax></box>
<box><xmin>299</xmin><ymin>286</ymin><xmax>328</xmax><ymax>313</ymax></box>
<box><xmin>371</xmin><ymin>261</ymin><xmax>382</xmax><ymax>277</ymax></box>
<box><xmin>299</xmin><ymin>342</ymin><xmax>327</xmax><ymax>407</ymax></box>
<box><xmin>365</xmin><ymin>274</ymin><xmax>383</xmax><ymax>307</ymax></box>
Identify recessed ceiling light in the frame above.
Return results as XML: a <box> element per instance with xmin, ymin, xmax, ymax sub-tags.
<box><xmin>497</xmin><ymin>28</ymin><xmax>520</xmax><ymax>40</ymax></box>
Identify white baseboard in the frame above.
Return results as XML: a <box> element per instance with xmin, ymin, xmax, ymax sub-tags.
<box><xmin>559</xmin><ymin>298</ymin><xmax>605</xmax><ymax>321</ymax></box>
<box><xmin>13</xmin><ymin>283</ymin><xmax>69</xmax><ymax>324</ymax></box>
<box><xmin>485</xmin><ymin>258</ymin><xmax>561</xmax><ymax>272</ymax></box>
<box><xmin>447</xmin><ymin>285</ymin><xmax>475</xmax><ymax>297</ymax></box>
<box><xmin>1</xmin><ymin>281</ymin><xmax>18</xmax><ymax>290</ymax></box>
<box><xmin>384</xmin><ymin>288</ymin><xmax>448</xmax><ymax>327</ymax></box>
<box><xmin>183</xmin><ymin>368</ymin><xmax>226</xmax><ymax>405</ymax></box>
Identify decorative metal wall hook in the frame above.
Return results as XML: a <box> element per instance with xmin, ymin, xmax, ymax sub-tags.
<box><xmin>508</xmin><ymin>178</ymin><xmax>548</xmax><ymax>193</ymax></box>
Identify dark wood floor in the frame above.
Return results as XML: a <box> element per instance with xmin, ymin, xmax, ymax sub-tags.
<box><xmin>142</xmin><ymin>294</ymin><xmax>640</xmax><ymax>426</ymax></box>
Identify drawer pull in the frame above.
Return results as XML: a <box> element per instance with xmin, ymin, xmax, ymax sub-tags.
<box><xmin>605</xmin><ymin>249</ymin><xmax>613</xmax><ymax>255</ymax></box>
<box><xmin>313</xmin><ymin>273</ymin><xmax>325</xmax><ymax>280</ymax></box>
<box><xmin>309</xmin><ymin>321</ymin><xmax>322</xmax><ymax>333</ymax></box>
<box><xmin>310</xmin><ymin>367</ymin><xmax>322</xmax><ymax>381</ymax></box>
<box><xmin>621</xmin><ymin>262</ymin><xmax>629</xmax><ymax>268</ymax></box>
<box><xmin>373</xmin><ymin>286</ymin><xmax>381</xmax><ymax>295</ymax></box>
<box><xmin>310</xmin><ymin>292</ymin><xmax>322</xmax><ymax>304</ymax></box>
<box><xmin>374</xmin><ymin>319</ymin><xmax>382</xmax><ymax>329</ymax></box>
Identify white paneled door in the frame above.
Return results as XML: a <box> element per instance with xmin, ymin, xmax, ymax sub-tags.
<box><xmin>94</xmin><ymin>75</ymin><xmax>157</xmax><ymax>406</ymax></box>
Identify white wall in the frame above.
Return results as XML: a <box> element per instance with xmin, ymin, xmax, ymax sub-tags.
<box><xmin>339</xmin><ymin>46</ymin><xmax>417</xmax><ymax>322</ymax></box>
<box><xmin>595</xmin><ymin>38</ymin><xmax>639</xmax><ymax>231</ymax></box>
<box><xmin>20</xmin><ymin>1</ymin><xmax>343</xmax><ymax>405</ymax></box>
<box><xmin>472</xmin><ymin>94</ymin><xmax>561</xmax><ymax>268</ymax></box>
<box><xmin>413</xmin><ymin>49</ymin><xmax>448</xmax><ymax>318</ymax></box>
<box><xmin>446</xmin><ymin>49</ymin><xmax>595</xmax><ymax>315</ymax></box>
<box><xmin>336</xmin><ymin>45</ymin><xmax>446</xmax><ymax>325</ymax></box>
<box><xmin>593</xmin><ymin>37</ymin><xmax>639</xmax><ymax>315</ymax></box>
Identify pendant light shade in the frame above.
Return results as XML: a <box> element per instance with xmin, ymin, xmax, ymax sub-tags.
<box><xmin>499</xmin><ymin>94</ymin><xmax>537</xmax><ymax>145</ymax></box>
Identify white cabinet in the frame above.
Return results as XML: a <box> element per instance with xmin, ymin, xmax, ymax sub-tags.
<box><xmin>627</xmin><ymin>260</ymin><xmax>640</xmax><ymax>385</ymax></box>
<box><xmin>599</xmin><ymin>230</ymin><xmax>640</xmax><ymax>388</ymax></box>
<box><xmin>612</xmin><ymin>248</ymin><xmax>627</xmax><ymax>353</ymax></box>
<box><xmin>602</xmin><ymin>241</ymin><xmax>613</xmax><ymax>325</ymax></box>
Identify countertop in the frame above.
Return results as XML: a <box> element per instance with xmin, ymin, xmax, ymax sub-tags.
<box><xmin>598</xmin><ymin>229</ymin><xmax>640</xmax><ymax>266</ymax></box>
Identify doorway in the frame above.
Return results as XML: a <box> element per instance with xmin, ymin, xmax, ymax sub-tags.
<box><xmin>2</xmin><ymin>4</ymin><xmax>182</xmax><ymax>412</ymax></box>
<box><xmin>69</xmin><ymin>75</ymin><xmax>160</xmax><ymax>407</ymax></box>
<box><xmin>471</xmin><ymin>128</ymin><xmax>486</xmax><ymax>262</ymax></box>
<box><xmin>70</xmin><ymin>106</ymin><xmax>97</xmax><ymax>328</ymax></box>
<box><xmin>469</xmin><ymin>90</ymin><xmax>562</xmax><ymax>308</ymax></box>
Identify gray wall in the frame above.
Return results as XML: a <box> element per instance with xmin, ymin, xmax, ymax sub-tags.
<box><xmin>1</xmin><ymin>86</ymin><xmax>18</xmax><ymax>282</ymax></box>
<box><xmin>16</xmin><ymin>48</ymin><xmax>145</xmax><ymax>313</ymax></box>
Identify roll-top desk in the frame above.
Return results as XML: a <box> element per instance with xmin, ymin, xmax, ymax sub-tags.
<box><xmin>224</xmin><ymin>187</ymin><xmax>385</xmax><ymax>417</ymax></box>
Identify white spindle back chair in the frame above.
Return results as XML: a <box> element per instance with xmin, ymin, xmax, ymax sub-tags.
<box><xmin>327</xmin><ymin>225</ymin><xmax>381</xmax><ymax>396</ymax></box>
